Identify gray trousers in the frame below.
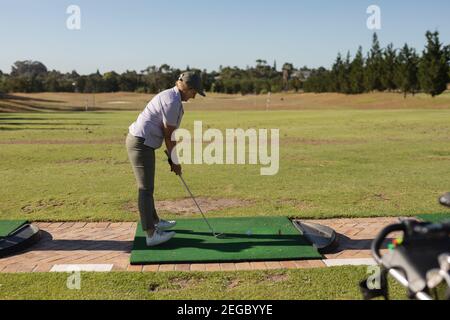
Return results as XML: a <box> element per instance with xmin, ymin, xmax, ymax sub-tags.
<box><xmin>126</xmin><ymin>133</ymin><xmax>160</xmax><ymax>232</ymax></box>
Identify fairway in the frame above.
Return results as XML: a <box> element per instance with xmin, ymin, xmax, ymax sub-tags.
<box><xmin>1</xmin><ymin>106</ymin><xmax>450</xmax><ymax>222</ymax></box>
<box><xmin>130</xmin><ymin>217</ymin><xmax>321</xmax><ymax>265</ymax></box>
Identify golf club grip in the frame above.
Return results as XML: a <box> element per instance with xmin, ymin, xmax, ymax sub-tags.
<box><xmin>371</xmin><ymin>223</ymin><xmax>405</xmax><ymax>263</ymax></box>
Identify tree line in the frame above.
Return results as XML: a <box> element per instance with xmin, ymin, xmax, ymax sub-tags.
<box><xmin>0</xmin><ymin>31</ymin><xmax>448</xmax><ymax>97</ymax></box>
<box><xmin>304</xmin><ymin>31</ymin><xmax>450</xmax><ymax>97</ymax></box>
<box><xmin>0</xmin><ymin>59</ymin><xmax>304</xmax><ymax>96</ymax></box>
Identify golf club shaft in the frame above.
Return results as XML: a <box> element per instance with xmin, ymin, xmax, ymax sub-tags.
<box><xmin>178</xmin><ymin>174</ymin><xmax>217</xmax><ymax>236</ymax></box>
<box><xmin>164</xmin><ymin>150</ymin><xmax>218</xmax><ymax>236</ymax></box>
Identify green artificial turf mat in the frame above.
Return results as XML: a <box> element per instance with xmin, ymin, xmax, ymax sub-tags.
<box><xmin>417</xmin><ymin>213</ymin><xmax>450</xmax><ymax>223</ymax></box>
<box><xmin>130</xmin><ymin>216</ymin><xmax>322</xmax><ymax>265</ymax></box>
<box><xmin>0</xmin><ymin>220</ymin><xmax>28</xmax><ymax>238</ymax></box>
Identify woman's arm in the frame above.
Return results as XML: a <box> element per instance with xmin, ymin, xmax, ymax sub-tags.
<box><xmin>163</xmin><ymin>124</ymin><xmax>182</xmax><ymax>175</ymax></box>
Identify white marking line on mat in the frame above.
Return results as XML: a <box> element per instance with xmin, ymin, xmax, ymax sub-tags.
<box><xmin>323</xmin><ymin>258</ymin><xmax>376</xmax><ymax>267</ymax></box>
<box><xmin>50</xmin><ymin>264</ymin><xmax>114</xmax><ymax>272</ymax></box>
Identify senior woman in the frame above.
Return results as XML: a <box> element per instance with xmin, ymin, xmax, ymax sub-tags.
<box><xmin>126</xmin><ymin>72</ymin><xmax>205</xmax><ymax>246</ymax></box>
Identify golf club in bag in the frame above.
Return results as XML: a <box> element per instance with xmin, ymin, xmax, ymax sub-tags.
<box><xmin>164</xmin><ymin>150</ymin><xmax>223</xmax><ymax>238</ymax></box>
<box><xmin>360</xmin><ymin>194</ymin><xmax>450</xmax><ymax>300</ymax></box>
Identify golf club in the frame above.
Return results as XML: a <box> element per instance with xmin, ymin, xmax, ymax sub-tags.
<box><xmin>165</xmin><ymin>150</ymin><xmax>224</xmax><ymax>238</ymax></box>
<box><xmin>427</xmin><ymin>254</ymin><xmax>450</xmax><ymax>290</ymax></box>
<box><xmin>361</xmin><ymin>217</ymin><xmax>450</xmax><ymax>300</ymax></box>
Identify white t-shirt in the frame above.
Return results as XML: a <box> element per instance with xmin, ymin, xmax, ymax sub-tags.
<box><xmin>129</xmin><ymin>86</ymin><xmax>184</xmax><ymax>149</ymax></box>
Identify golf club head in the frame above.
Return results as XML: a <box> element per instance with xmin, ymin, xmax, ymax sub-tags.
<box><xmin>426</xmin><ymin>269</ymin><xmax>444</xmax><ymax>289</ymax></box>
<box><xmin>439</xmin><ymin>254</ymin><xmax>450</xmax><ymax>272</ymax></box>
<box><xmin>214</xmin><ymin>233</ymin><xmax>226</xmax><ymax>239</ymax></box>
<box><xmin>439</xmin><ymin>193</ymin><xmax>450</xmax><ymax>208</ymax></box>
<box><xmin>427</xmin><ymin>254</ymin><xmax>450</xmax><ymax>290</ymax></box>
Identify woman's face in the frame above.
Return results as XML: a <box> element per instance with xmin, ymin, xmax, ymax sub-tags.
<box><xmin>182</xmin><ymin>87</ymin><xmax>197</xmax><ymax>101</ymax></box>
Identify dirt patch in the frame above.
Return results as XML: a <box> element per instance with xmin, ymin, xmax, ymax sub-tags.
<box><xmin>373</xmin><ymin>193</ymin><xmax>391</xmax><ymax>201</ymax></box>
<box><xmin>147</xmin><ymin>282</ymin><xmax>160</xmax><ymax>292</ymax></box>
<box><xmin>352</xmin><ymin>193</ymin><xmax>397</xmax><ymax>208</ymax></box>
<box><xmin>55</xmin><ymin>158</ymin><xmax>128</xmax><ymax>165</ymax></box>
<box><xmin>265</xmin><ymin>273</ymin><xmax>289</xmax><ymax>283</ymax></box>
<box><xmin>282</xmin><ymin>137</ymin><xmax>366</xmax><ymax>145</ymax></box>
<box><xmin>171</xmin><ymin>277</ymin><xmax>198</xmax><ymax>289</ymax></box>
<box><xmin>226</xmin><ymin>279</ymin><xmax>242</xmax><ymax>291</ymax></box>
<box><xmin>124</xmin><ymin>198</ymin><xmax>254</xmax><ymax>215</ymax></box>
<box><xmin>20</xmin><ymin>198</ymin><xmax>92</xmax><ymax>214</ymax></box>
<box><xmin>426</xmin><ymin>156</ymin><xmax>450</xmax><ymax>161</ymax></box>
<box><xmin>148</xmin><ymin>277</ymin><xmax>199</xmax><ymax>292</ymax></box>
<box><xmin>274</xmin><ymin>199</ymin><xmax>316</xmax><ymax>211</ymax></box>
<box><xmin>354</xmin><ymin>193</ymin><xmax>391</xmax><ymax>203</ymax></box>
<box><xmin>21</xmin><ymin>199</ymin><xmax>67</xmax><ymax>214</ymax></box>
<box><xmin>55</xmin><ymin>158</ymin><xmax>98</xmax><ymax>164</ymax></box>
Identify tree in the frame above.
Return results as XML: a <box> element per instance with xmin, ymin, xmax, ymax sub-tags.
<box><xmin>44</xmin><ymin>70</ymin><xmax>61</xmax><ymax>92</ymax></box>
<box><xmin>201</xmin><ymin>69</ymin><xmax>216</xmax><ymax>93</ymax></box>
<box><xmin>282</xmin><ymin>63</ymin><xmax>293</xmax><ymax>91</ymax></box>
<box><xmin>290</xmin><ymin>77</ymin><xmax>302</xmax><ymax>92</ymax></box>
<box><xmin>418</xmin><ymin>31</ymin><xmax>450</xmax><ymax>97</ymax></box>
<box><xmin>304</xmin><ymin>67</ymin><xmax>333</xmax><ymax>93</ymax></box>
<box><xmin>103</xmin><ymin>71</ymin><xmax>120</xmax><ymax>92</ymax></box>
<box><xmin>9</xmin><ymin>60</ymin><xmax>47</xmax><ymax>92</ymax></box>
<box><xmin>256</xmin><ymin>59</ymin><xmax>267</xmax><ymax>67</ymax></box>
<box><xmin>11</xmin><ymin>60</ymin><xmax>47</xmax><ymax>77</ymax></box>
<box><xmin>331</xmin><ymin>52</ymin><xmax>352</xmax><ymax>93</ymax></box>
<box><xmin>365</xmin><ymin>33</ymin><xmax>385</xmax><ymax>91</ymax></box>
<box><xmin>253</xmin><ymin>59</ymin><xmax>277</xmax><ymax>80</ymax></box>
<box><xmin>331</xmin><ymin>53</ymin><xmax>343</xmax><ymax>92</ymax></box>
<box><xmin>349</xmin><ymin>47</ymin><xmax>365</xmax><ymax>94</ymax></box>
<box><xmin>340</xmin><ymin>52</ymin><xmax>352</xmax><ymax>94</ymax></box>
<box><xmin>381</xmin><ymin>43</ymin><xmax>397</xmax><ymax>91</ymax></box>
<box><xmin>119</xmin><ymin>70</ymin><xmax>140</xmax><ymax>92</ymax></box>
<box><xmin>0</xmin><ymin>70</ymin><xmax>6</xmax><ymax>94</ymax></box>
<box><xmin>159</xmin><ymin>64</ymin><xmax>171</xmax><ymax>74</ymax></box>
<box><xmin>395</xmin><ymin>44</ymin><xmax>419</xmax><ymax>98</ymax></box>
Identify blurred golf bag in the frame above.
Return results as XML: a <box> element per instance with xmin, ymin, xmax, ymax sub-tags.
<box><xmin>360</xmin><ymin>193</ymin><xmax>450</xmax><ymax>300</ymax></box>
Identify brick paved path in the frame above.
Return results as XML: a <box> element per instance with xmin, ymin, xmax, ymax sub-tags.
<box><xmin>0</xmin><ymin>217</ymin><xmax>400</xmax><ymax>273</ymax></box>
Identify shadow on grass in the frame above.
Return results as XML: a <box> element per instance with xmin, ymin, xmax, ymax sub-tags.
<box><xmin>1</xmin><ymin>94</ymin><xmax>140</xmax><ymax>112</ymax></box>
<box><xmin>0</xmin><ymin>122</ymin><xmax>102</xmax><ymax>126</ymax></box>
<box><xmin>0</xmin><ymin>93</ymin><xmax>64</xmax><ymax>103</ymax></box>
<box><xmin>21</xmin><ymin>231</ymin><xmax>133</xmax><ymax>252</ymax></box>
<box><xmin>0</xmin><ymin>127</ymin><xmax>88</xmax><ymax>131</ymax></box>
<box><xmin>24</xmin><ymin>230</ymin><xmax>311</xmax><ymax>254</ymax></box>
<box><xmin>0</xmin><ymin>117</ymin><xmax>98</xmax><ymax>121</ymax></box>
<box><xmin>2</xmin><ymin>99</ymin><xmax>102</xmax><ymax>112</ymax></box>
<box><xmin>324</xmin><ymin>233</ymin><xmax>395</xmax><ymax>254</ymax></box>
<box><xmin>16</xmin><ymin>230</ymin><xmax>389</xmax><ymax>257</ymax></box>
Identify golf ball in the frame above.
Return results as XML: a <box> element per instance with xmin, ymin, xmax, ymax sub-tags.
<box><xmin>246</xmin><ymin>230</ymin><xmax>252</xmax><ymax>236</ymax></box>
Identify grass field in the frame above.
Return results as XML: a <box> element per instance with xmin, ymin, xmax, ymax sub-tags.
<box><xmin>0</xmin><ymin>267</ymin><xmax>405</xmax><ymax>300</ymax></box>
<box><xmin>1</xmin><ymin>95</ymin><xmax>450</xmax><ymax>221</ymax></box>
<box><xmin>1</xmin><ymin>91</ymin><xmax>448</xmax><ymax>301</ymax></box>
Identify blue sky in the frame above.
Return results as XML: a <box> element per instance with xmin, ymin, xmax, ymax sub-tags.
<box><xmin>1</xmin><ymin>0</ymin><xmax>449</xmax><ymax>74</ymax></box>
